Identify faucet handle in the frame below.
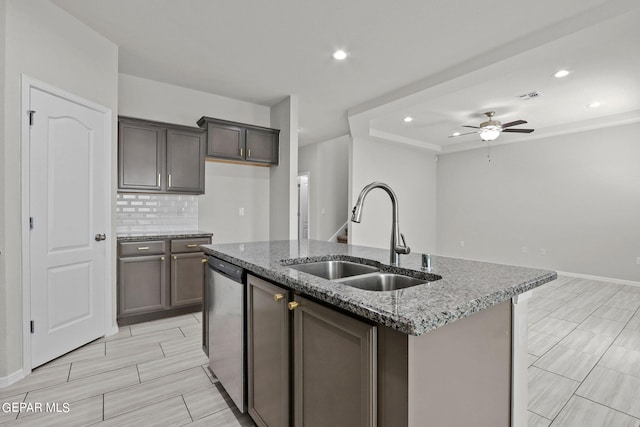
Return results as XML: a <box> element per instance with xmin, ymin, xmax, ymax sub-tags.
<box><xmin>395</xmin><ymin>233</ymin><xmax>411</xmax><ymax>254</ymax></box>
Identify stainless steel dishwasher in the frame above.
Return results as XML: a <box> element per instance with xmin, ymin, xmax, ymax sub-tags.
<box><xmin>207</xmin><ymin>256</ymin><xmax>246</xmax><ymax>413</ymax></box>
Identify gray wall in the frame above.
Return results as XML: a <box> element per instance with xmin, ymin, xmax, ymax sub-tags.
<box><xmin>350</xmin><ymin>137</ymin><xmax>438</xmax><ymax>255</ymax></box>
<box><xmin>0</xmin><ymin>0</ymin><xmax>118</xmax><ymax>379</ymax></box>
<box><xmin>299</xmin><ymin>135</ymin><xmax>350</xmax><ymax>241</ymax></box>
<box><xmin>118</xmin><ymin>74</ymin><xmax>272</xmax><ymax>244</ymax></box>
<box><xmin>437</xmin><ymin>122</ymin><xmax>640</xmax><ymax>282</ymax></box>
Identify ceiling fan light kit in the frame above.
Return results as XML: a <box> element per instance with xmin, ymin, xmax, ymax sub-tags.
<box><xmin>450</xmin><ymin>111</ymin><xmax>535</xmax><ymax>141</ymax></box>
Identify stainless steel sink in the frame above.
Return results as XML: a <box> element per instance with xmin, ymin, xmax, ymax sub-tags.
<box><xmin>339</xmin><ymin>272</ymin><xmax>427</xmax><ymax>292</ymax></box>
<box><xmin>287</xmin><ymin>260</ymin><xmax>379</xmax><ymax>280</ymax></box>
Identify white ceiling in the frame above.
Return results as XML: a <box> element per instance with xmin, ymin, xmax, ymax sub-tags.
<box><xmin>52</xmin><ymin>0</ymin><xmax>640</xmax><ymax>148</ymax></box>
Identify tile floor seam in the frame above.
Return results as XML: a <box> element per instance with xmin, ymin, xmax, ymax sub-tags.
<box><xmin>571</xmin><ymin>392</ymin><xmax>640</xmax><ymax>422</ymax></box>
<box><xmin>181</xmin><ymin>394</ymin><xmax>195</xmax><ymax>422</ymax></box>
<box><xmin>531</xmin><ymin>364</ymin><xmax>583</xmax><ymax>384</ymax></box>
<box><xmin>66</xmin><ymin>363</ymin><xmax>72</xmax><ymax>382</ymax></box>
<box><xmin>528</xmin><ymin>408</ymin><xmax>552</xmax><ymax>422</ymax></box>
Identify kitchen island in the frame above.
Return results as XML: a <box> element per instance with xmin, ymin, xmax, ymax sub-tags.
<box><xmin>201</xmin><ymin>239</ymin><xmax>556</xmax><ymax>427</ymax></box>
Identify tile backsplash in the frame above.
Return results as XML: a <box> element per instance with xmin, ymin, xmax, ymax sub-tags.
<box><xmin>116</xmin><ymin>193</ymin><xmax>198</xmax><ymax>234</ymax></box>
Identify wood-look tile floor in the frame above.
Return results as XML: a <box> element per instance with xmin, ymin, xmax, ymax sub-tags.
<box><xmin>528</xmin><ymin>276</ymin><xmax>640</xmax><ymax>427</ymax></box>
<box><xmin>2</xmin><ymin>276</ymin><xmax>640</xmax><ymax>426</ymax></box>
<box><xmin>0</xmin><ymin>312</ymin><xmax>256</xmax><ymax>427</ymax></box>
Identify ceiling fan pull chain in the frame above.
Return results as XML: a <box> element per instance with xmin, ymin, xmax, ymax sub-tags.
<box><xmin>487</xmin><ymin>142</ymin><xmax>492</xmax><ymax>163</ymax></box>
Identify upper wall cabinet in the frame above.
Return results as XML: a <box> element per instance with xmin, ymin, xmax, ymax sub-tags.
<box><xmin>197</xmin><ymin>116</ymin><xmax>280</xmax><ymax>165</ymax></box>
<box><xmin>119</xmin><ymin>117</ymin><xmax>206</xmax><ymax>194</ymax></box>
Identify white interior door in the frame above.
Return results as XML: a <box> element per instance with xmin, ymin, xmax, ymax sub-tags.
<box><xmin>29</xmin><ymin>86</ymin><xmax>108</xmax><ymax>368</ymax></box>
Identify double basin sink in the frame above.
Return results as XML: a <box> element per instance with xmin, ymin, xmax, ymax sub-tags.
<box><xmin>286</xmin><ymin>259</ymin><xmax>441</xmax><ymax>292</ymax></box>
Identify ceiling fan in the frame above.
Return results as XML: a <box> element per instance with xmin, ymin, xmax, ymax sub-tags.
<box><xmin>449</xmin><ymin>111</ymin><xmax>534</xmax><ymax>141</ymax></box>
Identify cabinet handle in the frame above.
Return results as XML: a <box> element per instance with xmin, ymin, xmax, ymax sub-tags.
<box><xmin>137</xmin><ymin>247</ymin><xmax>150</xmax><ymax>250</ymax></box>
<box><xmin>274</xmin><ymin>293</ymin><xmax>284</xmax><ymax>302</ymax></box>
<box><xmin>157</xmin><ymin>173</ymin><xmax>161</xmax><ymax>187</ymax></box>
<box><xmin>168</xmin><ymin>174</ymin><xmax>172</xmax><ymax>188</ymax></box>
<box><xmin>186</xmin><ymin>244</ymin><xmax>198</xmax><ymax>248</ymax></box>
<box><xmin>288</xmin><ymin>301</ymin><xmax>299</xmax><ymax>311</ymax></box>
<box><xmin>160</xmin><ymin>256</ymin><xmax>165</xmax><ymax>261</ymax></box>
<box><xmin>173</xmin><ymin>255</ymin><xmax>177</xmax><ymax>260</ymax></box>
<box><xmin>201</xmin><ymin>258</ymin><xmax>207</xmax><ymax>264</ymax></box>
<box><xmin>240</xmin><ymin>147</ymin><xmax>243</xmax><ymax>157</ymax></box>
<box><xmin>247</xmin><ymin>148</ymin><xmax>251</xmax><ymax>158</ymax></box>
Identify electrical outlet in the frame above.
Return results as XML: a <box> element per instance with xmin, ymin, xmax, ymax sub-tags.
<box><xmin>637</xmin><ymin>257</ymin><xmax>640</xmax><ymax>265</ymax></box>
<box><xmin>540</xmin><ymin>248</ymin><xmax>546</xmax><ymax>256</ymax></box>
<box><xmin>521</xmin><ymin>246</ymin><xmax>528</xmax><ymax>254</ymax></box>
<box><xmin>321</xmin><ymin>208</ymin><xmax>326</xmax><ymax>215</ymax></box>
<box><xmin>460</xmin><ymin>241</ymin><xmax>465</xmax><ymax>247</ymax></box>
<box><xmin>239</xmin><ymin>207</ymin><xmax>244</xmax><ymax>217</ymax></box>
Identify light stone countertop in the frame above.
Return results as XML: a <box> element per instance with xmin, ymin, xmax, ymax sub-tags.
<box><xmin>201</xmin><ymin>240</ymin><xmax>556</xmax><ymax>336</ymax></box>
<box><xmin>117</xmin><ymin>231</ymin><xmax>213</xmax><ymax>241</ymax></box>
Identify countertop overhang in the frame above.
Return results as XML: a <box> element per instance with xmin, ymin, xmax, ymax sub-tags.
<box><xmin>201</xmin><ymin>240</ymin><xmax>556</xmax><ymax>336</ymax></box>
<box><xmin>117</xmin><ymin>231</ymin><xmax>213</xmax><ymax>241</ymax></box>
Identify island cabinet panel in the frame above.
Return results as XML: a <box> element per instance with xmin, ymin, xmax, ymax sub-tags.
<box><xmin>377</xmin><ymin>300</ymin><xmax>512</xmax><ymax>427</ymax></box>
<box><xmin>293</xmin><ymin>295</ymin><xmax>377</xmax><ymax>427</ymax></box>
<box><xmin>246</xmin><ymin>275</ymin><xmax>376</xmax><ymax>427</ymax></box>
<box><xmin>247</xmin><ymin>276</ymin><xmax>290</xmax><ymax>427</ymax></box>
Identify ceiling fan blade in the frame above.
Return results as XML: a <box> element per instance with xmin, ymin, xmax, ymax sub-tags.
<box><xmin>502</xmin><ymin>128</ymin><xmax>534</xmax><ymax>133</ymax></box>
<box><xmin>462</xmin><ymin>125</ymin><xmax>481</xmax><ymax>129</ymax></box>
<box><xmin>501</xmin><ymin>120</ymin><xmax>527</xmax><ymax>128</ymax></box>
<box><xmin>448</xmin><ymin>131</ymin><xmax>479</xmax><ymax>138</ymax></box>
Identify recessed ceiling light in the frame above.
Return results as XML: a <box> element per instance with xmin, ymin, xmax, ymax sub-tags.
<box><xmin>587</xmin><ymin>101</ymin><xmax>601</xmax><ymax>108</ymax></box>
<box><xmin>332</xmin><ymin>50</ymin><xmax>347</xmax><ymax>60</ymax></box>
<box><xmin>403</xmin><ymin>116</ymin><xmax>413</xmax><ymax>123</ymax></box>
<box><xmin>452</xmin><ymin>132</ymin><xmax>460</xmax><ymax>137</ymax></box>
<box><xmin>554</xmin><ymin>70</ymin><xmax>570</xmax><ymax>78</ymax></box>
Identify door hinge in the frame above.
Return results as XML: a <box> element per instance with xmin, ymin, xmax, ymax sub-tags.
<box><xmin>30</xmin><ymin>321</ymin><xmax>34</xmax><ymax>334</ymax></box>
<box><xmin>29</xmin><ymin>217</ymin><xmax>34</xmax><ymax>230</ymax></box>
<box><xmin>27</xmin><ymin>110</ymin><xmax>35</xmax><ymax>126</ymax></box>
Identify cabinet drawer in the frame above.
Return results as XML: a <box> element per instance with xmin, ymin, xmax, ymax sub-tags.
<box><xmin>171</xmin><ymin>237</ymin><xmax>211</xmax><ymax>253</ymax></box>
<box><xmin>119</xmin><ymin>240</ymin><xmax>166</xmax><ymax>257</ymax></box>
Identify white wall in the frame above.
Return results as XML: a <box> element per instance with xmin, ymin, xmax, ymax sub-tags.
<box><xmin>118</xmin><ymin>74</ymin><xmax>272</xmax><ymax>244</ymax></box>
<box><xmin>269</xmin><ymin>96</ymin><xmax>299</xmax><ymax>240</ymax></box>
<box><xmin>350</xmin><ymin>137</ymin><xmax>438</xmax><ymax>256</ymax></box>
<box><xmin>437</xmin><ymin>122</ymin><xmax>640</xmax><ymax>282</ymax></box>
<box><xmin>299</xmin><ymin>135</ymin><xmax>350</xmax><ymax>240</ymax></box>
<box><xmin>0</xmin><ymin>0</ymin><xmax>118</xmax><ymax>379</ymax></box>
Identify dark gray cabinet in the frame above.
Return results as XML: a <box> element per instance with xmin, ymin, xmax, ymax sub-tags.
<box><xmin>197</xmin><ymin>116</ymin><xmax>279</xmax><ymax>165</ymax></box>
<box><xmin>247</xmin><ymin>275</ymin><xmax>290</xmax><ymax>427</ymax></box>
<box><xmin>117</xmin><ymin>241</ymin><xmax>168</xmax><ymax>317</ymax></box>
<box><xmin>118</xmin><ymin>117</ymin><xmax>206</xmax><ymax>194</ymax></box>
<box><xmin>117</xmin><ymin>236</ymin><xmax>211</xmax><ymax>325</ymax></box>
<box><xmin>246</xmin><ymin>275</ymin><xmax>376</xmax><ymax>427</ymax></box>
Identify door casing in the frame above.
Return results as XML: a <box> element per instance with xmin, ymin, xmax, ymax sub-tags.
<box><xmin>20</xmin><ymin>75</ymin><xmax>115</xmax><ymax>375</ymax></box>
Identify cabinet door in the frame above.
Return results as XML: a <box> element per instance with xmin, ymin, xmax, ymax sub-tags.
<box><xmin>118</xmin><ymin>119</ymin><xmax>165</xmax><ymax>191</ymax></box>
<box><xmin>246</xmin><ymin>128</ymin><xmax>279</xmax><ymax>164</ymax></box>
<box><xmin>170</xmin><ymin>252</ymin><xmax>207</xmax><ymax>307</ymax></box>
<box><xmin>293</xmin><ymin>295</ymin><xmax>376</xmax><ymax>427</ymax></box>
<box><xmin>166</xmin><ymin>128</ymin><xmax>206</xmax><ymax>194</ymax></box>
<box><xmin>206</xmin><ymin>121</ymin><xmax>245</xmax><ymax>160</ymax></box>
<box><xmin>118</xmin><ymin>255</ymin><xmax>168</xmax><ymax>317</ymax></box>
<box><xmin>247</xmin><ymin>275</ymin><xmax>290</xmax><ymax>427</ymax></box>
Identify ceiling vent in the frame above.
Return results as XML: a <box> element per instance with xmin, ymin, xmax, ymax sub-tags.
<box><xmin>517</xmin><ymin>91</ymin><xmax>542</xmax><ymax>100</ymax></box>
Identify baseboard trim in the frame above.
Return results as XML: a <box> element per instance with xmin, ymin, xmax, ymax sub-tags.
<box><xmin>0</xmin><ymin>369</ymin><xmax>24</xmax><ymax>389</ymax></box>
<box><xmin>557</xmin><ymin>271</ymin><xmax>640</xmax><ymax>287</ymax></box>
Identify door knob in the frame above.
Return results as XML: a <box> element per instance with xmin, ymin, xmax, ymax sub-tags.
<box><xmin>95</xmin><ymin>233</ymin><xmax>106</xmax><ymax>241</ymax></box>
